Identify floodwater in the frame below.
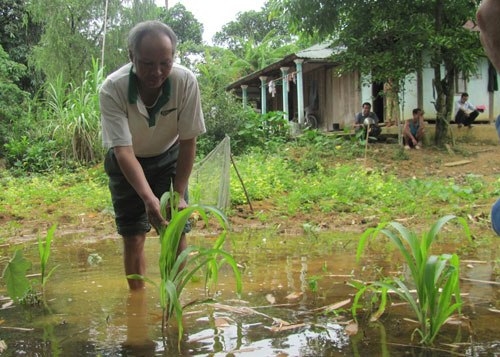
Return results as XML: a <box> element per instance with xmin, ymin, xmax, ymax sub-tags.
<box><xmin>0</xmin><ymin>230</ymin><xmax>499</xmax><ymax>356</ymax></box>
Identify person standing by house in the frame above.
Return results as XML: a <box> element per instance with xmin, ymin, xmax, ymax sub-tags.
<box><xmin>99</xmin><ymin>21</ymin><xmax>206</xmax><ymax>290</ymax></box>
<box><xmin>403</xmin><ymin>108</ymin><xmax>425</xmax><ymax>150</ymax></box>
<box><xmin>354</xmin><ymin>102</ymin><xmax>382</xmax><ymax>139</ymax></box>
<box><xmin>454</xmin><ymin>92</ymin><xmax>480</xmax><ymax>128</ymax></box>
<box><xmin>383</xmin><ymin>79</ymin><xmax>399</xmax><ymax>127</ymax></box>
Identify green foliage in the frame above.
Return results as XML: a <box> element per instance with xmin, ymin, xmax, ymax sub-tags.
<box><xmin>3</xmin><ymin>136</ymin><xmax>60</xmax><ymax>173</ymax></box>
<box><xmin>160</xmin><ymin>3</ymin><xmax>203</xmax><ymax>46</ymax></box>
<box><xmin>49</xmin><ymin>59</ymin><xmax>104</xmax><ymax>164</ymax></box>
<box><xmin>353</xmin><ymin>215</ymin><xmax>471</xmax><ymax>345</ymax></box>
<box><xmin>230</xmin><ymin>151</ymin><xmax>290</xmax><ymax>205</ymax></box>
<box><xmin>213</xmin><ymin>3</ymin><xmax>297</xmax><ymax>53</ymax></box>
<box><xmin>2</xmin><ymin>249</ymin><xmax>32</xmax><ymax>302</ymax></box>
<box><xmin>196</xmin><ymin>91</ymin><xmax>250</xmax><ymax>156</ymax></box>
<box><xmin>0</xmin><ymin>167</ymin><xmax>110</xmax><ymax>224</ymax></box>
<box><xmin>1</xmin><ymin>224</ymin><xmax>58</xmax><ymax>304</ymax></box>
<box><xmin>236</xmin><ymin>111</ymin><xmax>291</xmax><ymax>152</ymax></box>
<box><xmin>0</xmin><ymin>0</ymin><xmax>43</xmax><ymax>94</ymax></box>
<box><xmin>0</xmin><ymin>45</ymin><xmax>29</xmax><ymax>147</ymax></box>
<box><xmin>3</xmin><ymin>58</ymin><xmax>104</xmax><ymax>171</ymax></box>
<box><xmin>128</xmin><ymin>189</ymin><xmax>242</xmax><ymax>348</ymax></box>
<box><xmin>228</xmin><ymin>138</ymin><xmax>495</xmax><ymax>221</ymax></box>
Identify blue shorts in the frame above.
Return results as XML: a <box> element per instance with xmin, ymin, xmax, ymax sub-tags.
<box><xmin>104</xmin><ymin>144</ymin><xmax>190</xmax><ymax>236</ymax></box>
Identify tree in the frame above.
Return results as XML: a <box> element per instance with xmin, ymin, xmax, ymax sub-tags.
<box><xmin>103</xmin><ymin>0</ymin><xmax>162</xmax><ymax>72</ymax></box>
<box><xmin>273</xmin><ymin>0</ymin><xmax>482</xmax><ymax>146</ymax></box>
<box><xmin>213</xmin><ymin>4</ymin><xmax>294</xmax><ymax>54</ymax></box>
<box><xmin>159</xmin><ymin>3</ymin><xmax>204</xmax><ymax>66</ymax></box>
<box><xmin>28</xmin><ymin>0</ymin><xmax>112</xmax><ymax>85</ymax></box>
<box><xmin>0</xmin><ymin>45</ymin><xmax>29</xmax><ymax>147</ymax></box>
<box><xmin>0</xmin><ymin>0</ymin><xmax>42</xmax><ymax>93</ymax></box>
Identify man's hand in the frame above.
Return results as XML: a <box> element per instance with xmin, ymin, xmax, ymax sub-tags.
<box><xmin>177</xmin><ymin>196</ymin><xmax>188</xmax><ymax>211</ymax></box>
<box><xmin>144</xmin><ymin>196</ymin><xmax>167</xmax><ymax>232</ymax></box>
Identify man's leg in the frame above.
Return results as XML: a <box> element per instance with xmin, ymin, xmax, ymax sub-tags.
<box><xmin>455</xmin><ymin>111</ymin><xmax>466</xmax><ymax>126</ymax></box>
<box><xmin>465</xmin><ymin>110</ymin><xmax>480</xmax><ymax>126</ymax></box>
<box><xmin>416</xmin><ymin>128</ymin><xmax>425</xmax><ymax>146</ymax></box>
<box><xmin>403</xmin><ymin>133</ymin><xmax>412</xmax><ymax>148</ymax></box>
<box><xmin>123</xmin><ymin>233</ymin><xmax>147</xmax><ymax>290</ymax></box>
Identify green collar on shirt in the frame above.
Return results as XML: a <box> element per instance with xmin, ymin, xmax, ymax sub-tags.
<box><xmin>128</xmin><ymin>65</ymin><xmax>171</xmax><ymax>127</ymax></box>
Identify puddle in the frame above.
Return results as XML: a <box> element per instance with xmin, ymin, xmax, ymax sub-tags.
<box><xmin>0</xmin><ymin>232</ymin><xmax>499</xmax><ymax>356</ymax></box>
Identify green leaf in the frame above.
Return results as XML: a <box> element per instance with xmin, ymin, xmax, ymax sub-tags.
<box><xmin>2</xmin><ymin>249</ymin><xmax>32</xmax><ymax>301</ymax></box>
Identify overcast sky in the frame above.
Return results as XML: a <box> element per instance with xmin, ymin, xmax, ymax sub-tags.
<box><xmin>158</xmin><ymin>0</ymin><xmax>267</xmax><ymax>43</ymax></box>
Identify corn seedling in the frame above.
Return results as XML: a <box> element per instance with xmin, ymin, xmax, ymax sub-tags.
<box><xmin>352</xmin><ymin>215</ymin><xmax>471</xmax><ymax>345</ymax></box>
<box><xmin>128</xmin><ymin>189</ymin><xmax>242</xmax><ymax>348</ymax></box>
<box><xmin>38</xmin><ymin>224</ymin><xmax>59</xmax><ymax>290</ymax></box>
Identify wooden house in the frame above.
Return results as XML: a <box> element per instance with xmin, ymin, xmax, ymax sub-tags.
<box><xmin>226</xmin><ymin>43</ymin><xmax>500</xmax><ymax>131</ymax></box>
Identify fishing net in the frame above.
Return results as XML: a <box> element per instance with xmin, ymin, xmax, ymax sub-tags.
<box><xmin>189</xmin><ymin>136</ymin><xmax>231</xmax><ymax>211</ymax></box>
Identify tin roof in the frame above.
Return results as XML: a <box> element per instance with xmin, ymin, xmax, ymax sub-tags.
<box><xmin>226</xmin><ymin>42</ymin><xmax>339</xmax><ymax>91</ymax></box>
<box><xmin>295</xmin><ymin>42</ymin><xmax>336</xmax><ymax>59</ymax></box>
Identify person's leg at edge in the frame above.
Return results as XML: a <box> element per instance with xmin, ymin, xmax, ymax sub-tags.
<box><xmin>123</xmin><ymin>233</ymin><xmax>147</xmax><ymax>290</ymax></box>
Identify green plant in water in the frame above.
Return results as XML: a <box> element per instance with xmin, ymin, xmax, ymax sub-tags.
<box><xmin>352</xmin><ymin>215</ymin><xmax>471</xmax><ymax>345</ymax></box>
<box><xmin>38</xmin><ymin>224</ymin><xmax>59</xmax><ymax>290</ymax></box>
<box><xmin>128</xmin><ymin>189</ymin><xmax>242</xmax><ymax>348</ymax></box>
<box><xmin>1</xmin><ymin>224</ymin><xmax>59</xmax><ymax>303</ymax></box>
<box><xmin>1</xmin><ymin>249</ymin><xmax>32</xmax><ymax>302</ymax></box>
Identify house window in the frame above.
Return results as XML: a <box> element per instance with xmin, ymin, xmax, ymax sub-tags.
<box><xmin>454</xmin><ymin>72</ymin><xmax>467</xmax><ymax>94</ymax></box>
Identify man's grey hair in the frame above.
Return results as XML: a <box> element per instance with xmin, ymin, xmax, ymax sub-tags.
<box><xmin>128</xmin><ymin>20</ymin><xmax>177</xmax><ymax>58</ymax></box>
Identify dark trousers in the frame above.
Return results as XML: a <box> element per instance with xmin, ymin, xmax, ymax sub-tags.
<box><xmin>455</xmin><ymin>110</ymin><xmax>479</xmax><ymax>126</ymax></box>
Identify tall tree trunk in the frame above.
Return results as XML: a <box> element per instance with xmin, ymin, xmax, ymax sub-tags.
<box><xmin>433</xmin><ymin>0</ymin><xmax>448</xmax><ymax>146</ymax></box>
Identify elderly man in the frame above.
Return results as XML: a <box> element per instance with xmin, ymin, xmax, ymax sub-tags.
<box><xmin>100</xmin><ymin>21</ymin><xmax>205</xmax><ymax>289</ymax></box>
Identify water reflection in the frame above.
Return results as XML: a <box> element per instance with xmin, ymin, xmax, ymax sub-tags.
<box><xmin>122</xmin><ymin>289</ymin><xmax>156</xmax><ymax>356</ymax></box>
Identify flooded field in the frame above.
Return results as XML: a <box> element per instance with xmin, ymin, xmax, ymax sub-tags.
<box><xmin>0</xmin><ymin>229</ymin><xmax>499</xmax><ymax>356</ymax></box>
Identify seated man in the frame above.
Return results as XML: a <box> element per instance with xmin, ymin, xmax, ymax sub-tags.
<box><xmin>403</xmin><ymin>108</ymin><xmax>425</xmax><ymax>150</ymax></box>
<box><xmin>354</xmin><ymin>102</ymin><xmax>381</xmax><ymax>140</ymax></box>
<box><xmin>454</xmin><ymin>92</ymin><xmax>480</xmax><ymax>128</ymax></box>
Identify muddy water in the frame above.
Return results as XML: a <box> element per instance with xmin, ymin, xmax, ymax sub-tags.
<box><xmin>0</xmin><ymin>231</ymin><xmax>499</xmax><ymax>356</ymax></box>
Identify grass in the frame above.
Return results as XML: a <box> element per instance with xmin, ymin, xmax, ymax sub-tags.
<box><xmin>0</xmin><ymin>133</ymin><xmax>497</xmax><ymax>242</ymax></box>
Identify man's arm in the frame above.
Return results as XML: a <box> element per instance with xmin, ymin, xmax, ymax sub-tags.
<box><xmin>173</xmin><ymin>137</ymin><xmax>197</xmax><ymax>208</ymax></box>
<box><xmin>113</xmin><ymin>145</ymin><xmax>164</xmax><ymax>226</ymax></box>
<box><xmin>403</xmin><ymin>120</ymin><xmax>411</xmax><ymax>136</ymax></box>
